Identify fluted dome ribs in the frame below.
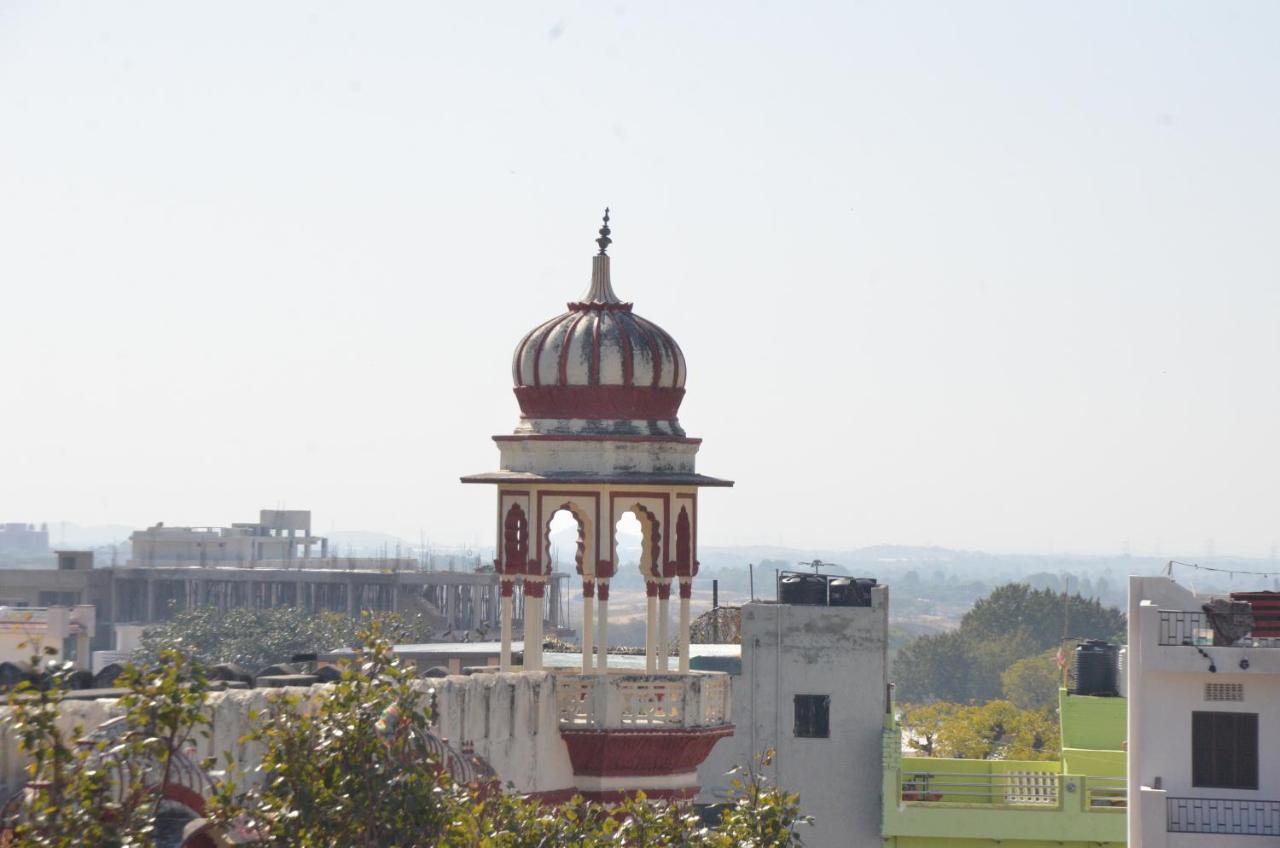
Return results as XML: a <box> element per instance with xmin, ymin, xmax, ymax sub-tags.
<box><xmin>509</xmin><ymin>222</ymin><xmax>686</xmax><ymax>433</ymax></box>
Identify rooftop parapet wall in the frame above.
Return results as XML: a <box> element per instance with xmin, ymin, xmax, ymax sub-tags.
<box><xmin>0</xmin><ymin>668</ymin><xmax>734</xmax><ymax>803</ymax></box>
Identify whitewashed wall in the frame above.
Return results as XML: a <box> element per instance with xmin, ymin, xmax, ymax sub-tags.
<box><xmin>697</xmin><ymin>587</ymin><xmax>890</xmax><ymax>848</ymax></box>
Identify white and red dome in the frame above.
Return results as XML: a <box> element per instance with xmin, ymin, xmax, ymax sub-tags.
<box><xmin>510</xmin><ymin>215</ymin><xmax>687</xmax><ymax>435</ymax></box>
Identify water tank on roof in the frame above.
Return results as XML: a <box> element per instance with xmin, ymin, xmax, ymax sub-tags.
<box><xmin>829</xmin><ymin>577</ymin><xmax>877</xmax><ymax>607</ymax></box>
<box><xmin>779</xmin><ymin>572</ymin><xmax>827</xmax><ymax>605</ymax></box>
<box><xmin>1074</xmin><ymin>640</ymin><xmax>1118</xmax><ymax>696</ymax></box>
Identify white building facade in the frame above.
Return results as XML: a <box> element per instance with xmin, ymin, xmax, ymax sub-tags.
<box><xmin>1129</xmin><ymin>575</ymin><xmax>1280</xmax><ymax>847</ymax></box>
<box><xmin>697</xmin><ymin>585</ymin><xmax>889</xmax><ymax>848</ymax></box>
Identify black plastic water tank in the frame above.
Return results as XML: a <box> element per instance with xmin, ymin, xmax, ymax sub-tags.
<box><xmin>829</xmin><ymin>577</ymin><xmax>877</xmax><ymax>606</ymax></box>
<box><xmin>779</xmin><ymin>573</ymin><xmax>828</xmax><ymax>605</ymax></box>
<box><xmin>1074</xmin><ymin>640</ymin><xmax>1118</xmax><ymax>696</ymax></box>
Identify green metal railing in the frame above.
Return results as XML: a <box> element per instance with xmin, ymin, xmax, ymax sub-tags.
<box><xmin>900</xmin><ymin>771</ymin><xmax>1060</xmax><ymax>807</ymax></box>
<box><xmin>1084</xmin><ymin>776</ymin><xmax>1126</xmax><ymax>811</ymax></box>
<box><xmin>899</xmin><ymin>771</ymin><xmax>1128</xmax><ymax>813</ymax></box>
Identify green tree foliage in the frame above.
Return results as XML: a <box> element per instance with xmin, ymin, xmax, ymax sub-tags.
<box><xmin>895</xmin><ymin>702</ymin><xmax>958</xmax><ymax>756</ymax></box>
<box><xmin>1001</xmin><ymin>650</ymin><xmax>1062</xmax><ymax>711</ymax></box>
<box><xmin>6</xmin><ymin>625</ymin><xmax>810</xmax><ymax>847</ymax></box>
<box><xmin>135</xmin><ymin>606</ymin><xmax>433</xmax><ymax>672</ymax></box>
<box><xmin>208</xmin><ymin>623</ymin><xmax>456</xmax><ymax>845</ymax></box>
<box><xmin>891</xmin><ymin>632</ymin><xmax>976</xmax><ymax>703</ymax></box>
<box><xmin>4</xmin><ymin>647</ymin><xmax>211</xmax><ymax>847</ymax></box>
<box><xmin>961</xmin><ymin>584</ymin><xmax>1125</xmax><ymax>651</ymax></box>
<box><xmin>893</xmin><ymin>582</ymin><xmax>1124</xmax><ymax>704</ymax></box>
<box><xmin>901</xmin><ymin>700</ymin><xmax>1060</xmax><ymax>761</ymax></box>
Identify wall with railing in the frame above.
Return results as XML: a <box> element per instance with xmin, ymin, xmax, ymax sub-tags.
<box><xmin>1168</xmin><ymin>796</ymin><xmax>1280</xmax><ymax>836</ymax></box>
<box><xmin>1157</xmin><ymin>609</ymin><xmax>1280</xmax><ymax>648</ymax></box>
<box><xmin>554</xmin><ymin>669</ymin><xmax>731</xmax><ymax>730</ymax></box>
<box><xmin>881</xmin><ymin>729</ymin><xmax>1126</xmax><ymax>846</ymax></box>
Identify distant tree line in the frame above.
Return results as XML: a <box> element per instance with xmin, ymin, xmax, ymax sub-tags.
<box><xmin>135</xmin><ymin>606</ymin><xmax>434</xmax><ymax>674</ymax></box>
<box><xmin>893</xmin><ymin>583</ymin><xmax>1126</xmax><ymax>705</ymax></box>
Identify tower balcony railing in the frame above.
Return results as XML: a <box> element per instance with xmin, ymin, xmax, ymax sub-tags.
<box><xmin>554</xmin><ymin>669</ymin><xmax>731</xmax><ymax>730</ymax></box>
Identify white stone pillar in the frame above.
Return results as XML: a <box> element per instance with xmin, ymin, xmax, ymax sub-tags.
<box><xmin>581</xmin><ymin>579</ymin><xmax>595</xmax><ymax>674</ymax></box>
<box><xmin>657</xmin><ymin>581</ymin><xmax>671</xmax><ymax>671</ymax></box>
<box><xmin>596</xmin><ymin>581</ymin><xmax>610</xmax><ymax>672</ymax></box>
<box><xmin>645</xmin><ymin>581</ymin><xmax>658</xmax><ymax>673</ymax></box>
<box><xmin>523</xmin><ymin>578</ymin><xmax>544</xmax><ymax>671</ymax></box>
<box><xmin>499</xmin><ymin>579</ymin><xmax>514</xmax><ymax>672</ymax></box>
<box><xmin>678</xmin><ymin>578</ymin><xmax>692</xmax><ymax>673</ymax></box>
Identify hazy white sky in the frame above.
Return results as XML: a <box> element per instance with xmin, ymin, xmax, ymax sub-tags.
<box><xmin>2</xmin><ymin>2</ymin><xmax>1278</xmax><ymax>557</ymax></box>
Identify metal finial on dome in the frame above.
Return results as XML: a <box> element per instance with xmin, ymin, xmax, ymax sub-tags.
<box><xmin>579</xmin><ymin>207</ymin><xmax>623</xmax><ymax>305</ymax></box>
<box><xmin>595</xmin><ymin>207</ymin><xmax>612</xmax><ymax>255</ymax></box>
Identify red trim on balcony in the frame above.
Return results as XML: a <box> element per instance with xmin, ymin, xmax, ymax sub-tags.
<box><xmin>560</xmin><ymin>726</ymin><xmax>734</xmax><ymax>777</ymax></box>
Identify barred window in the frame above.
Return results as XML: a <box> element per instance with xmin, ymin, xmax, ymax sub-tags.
<box><xmin>1192</xmin><ymin>711</ymin><xmax>1258</xmax><ymax>790</ymax></box>
<box><xmin>794</xmin><ymin>694</ymin><xmax>830</xmax><ymax>738</ymax></box>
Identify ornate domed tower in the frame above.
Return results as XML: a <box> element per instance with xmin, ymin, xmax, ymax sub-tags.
<box><xmin>463</xmin><ymin>211</ymin><xmax>732</xmax><ymax>674</ymax></box>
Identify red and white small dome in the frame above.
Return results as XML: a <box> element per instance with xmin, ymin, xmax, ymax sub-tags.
<box><xmin>510</xmin><ymin>214</ymin><xmax>687</xmax><ymax>436</ymax></box>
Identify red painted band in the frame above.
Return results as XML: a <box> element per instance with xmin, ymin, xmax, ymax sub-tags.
<box><xmin>582</xmin><ymin>579</ymin><xmax>595</xmax><ymax>598</ymax></box>
<box><xmin>493</xmin><ymin>434</ymin><xmax>701</xmax><ymax>445</ymax></box>
<box><xmin>560</xmin><ymin>726</ymin><xmax>734</xmax><ymax>777</ymax></box>
<box><xmin>645</xmin><ymin>582</ymin><xmax>658</xmax><ymax>598</ymax></box>
<box><xmin>500</xmin><ymin>580</ymin><xmax>515</xmax><ymax>598</ymax></box>
<box><xmin>679</xmin><ymin>582</ymin><xmax>692</xmax><ymax>599</ymax></box>
<box><xmin>514</xmin><ymin>385</ymin><xmax>684</xmax><ymax>420</ymax></box>
<box><xmin>657</xmin><ymin>583</ymin><xmax>671</xmax><ymax>600</ymax></box>
<box><xmin>524</xmin><ymin>581</ymin><xmax>546</xmax><ymax>599</ymax></box>
<box><xmin>597</xmin><ymin>583</ymin><xmax>610</xmax><ymax>601</ymax></box>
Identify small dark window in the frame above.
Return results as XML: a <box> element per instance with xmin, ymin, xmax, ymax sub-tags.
<box><xmin>1193</xmin><ymin>711</ymin><xmax>1258</xmax><ymax>790</ymax></box>
<box><xmin>794</xmin><ymin>694</ymin><xmax>830</xmax><ymax>738</ymax></box>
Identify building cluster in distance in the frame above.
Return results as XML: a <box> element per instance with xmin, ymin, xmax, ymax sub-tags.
<box><xmin>0</xmin><ymin>523</ymin><xmax>49</xmax><ymax>557</ymax></box>
<box><xmin>0</xmin><ymin>217</ymin><xmax>1273</xmax><ymax>848</ymax></box>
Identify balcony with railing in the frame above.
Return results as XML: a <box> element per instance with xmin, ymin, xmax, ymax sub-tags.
<box><xmin>1167</xmin><ymin>796</ymin><xmax>1280</xmax><ymax>836</ymax></box>
<box><xmin>554</xmin><ymin>669</ymin><xmax>731</xmax><ymax>730</ymax></box>
<box><xmin>552</xmin><ymin>670</ymin><xmax>733</xmax><ymax>790</ymax></box>
<box><xmin>1156</xmin><ymin>609</ymin><xmax>1280</xmax><ymax>648</ymax></box>
<box><xmin>894</xmin><ymin>764</ymin><xmax>1125</xmax><ymax>811</ymax></box>
<box><xmin>1143</xmin><ymin>602</ymin><xmax>1280</xmax><ymax>674</ymax></box>
<box><xmin>881</xmin><ymin>727</ymin><xmax>1126</xmax><ymax>847</ymax></box>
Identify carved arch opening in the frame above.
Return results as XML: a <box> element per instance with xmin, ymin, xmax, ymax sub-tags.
<box><xmin>545</xmin><ymin>503</ymin><xmax>592</xmax><ymax>579</ymax></box>
<box><xmin>617</xmin><ymin>504</ymin><xmax>663</xmax><ymax>581</ymax></box>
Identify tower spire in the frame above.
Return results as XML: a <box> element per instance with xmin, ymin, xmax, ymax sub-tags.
<box><xmin>580</xmin><ymin>207</ymin><xmax>622</xmax><ymax>305</ymax></box>
<box><xmin>596</xmin><ymin>207</ymin><xmax>612</xmax><ymax>255</ymax></box>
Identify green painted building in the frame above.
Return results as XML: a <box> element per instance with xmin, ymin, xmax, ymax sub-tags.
<box><xmin>881</xmin><ymin>691</ymin><xmax>1126</xmax><ymax>847</ymax></box>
